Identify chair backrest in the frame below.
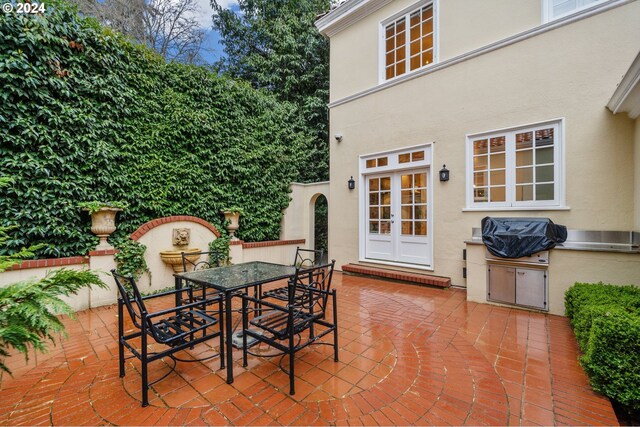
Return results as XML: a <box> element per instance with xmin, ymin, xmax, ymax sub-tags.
<box><xmin>182</xmin><ymin>250</ymin><xmax>221</xmax><ymax>272</ymax></box>
<box><xmin>111</xmin><ymin>269</ymin><xmax>148</xmax><ymax>330</ymax></box>
<box><xmin>290</xmin><ymin>260</ymin><xmax>336</xmax><ymax>313</ymax></box>
<box><xmin>294</xmin><ymin>247</ymin><xmax>325</xmax><ymax>268</ymax></box>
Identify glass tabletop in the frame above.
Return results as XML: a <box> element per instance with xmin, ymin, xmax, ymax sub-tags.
<box><xmin>174</xmin><ymin>261</ymin><xmax>296</xmax><ymax>292</ymax></box>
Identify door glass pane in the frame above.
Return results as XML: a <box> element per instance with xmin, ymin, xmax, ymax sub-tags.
<box><xmin>415</xmin><ymin>221</ymin><xmax>427</xmax><ymax>236</ymax></box>
<box><xmin>369</xmin><ymin>193</ymin><xmax>379</xmax><ymax>205</ymax></box>
<box><xmin>380</xmin><ymin>221</ymin><xmax>391</xmax><ymax>234</ymax></box>
<box><xmin>369</xmin><ymin>207</ymin><xmax>379</xmax><ymax>219</ymax></box>
<box><xmin>401</xmin><ymin>206</ymin><xmax>413</xmax><ymax>219</ymax></box>
<box><xmin>381</xmin><ymin>206</ymin><xmax>391</xmax><ymax>219</ymax></box>
<box><xmin>414</xmin><ymin>189</ymin><xmax>427</xmax><ymax>203</ymax></box>
<box><xmin>369</xmin><ymin>222</ymin><xmax>379</xmax><ymax>233</ymax></box>
<box><xmin>415</xmin><ymin>173</ymin><xmax>427</xmax><ymax>188</ymax></box>
<box><xmin>381</xmin><ymin>177</ymin><xmax>391</xmax><ymax>190</ymax></box>
<box><xmin>401</xmin><ymin>190</ymin><xmax>413</xmax><ymax>204</ymax></box>
<box><xmin>369</xmin><ymin>178</ymin><xmax>379</xmax><ymax>190</ymax></box>
<box><xmin>415</xmin><ymin>205</ymin><xmax>427</xmax><ymax>219</ymax></box>
<box><xmin>381</xmin><ymin>191</ymin><xmax>391</xmax><ymax>204</ymax></box>
<box><xmin>401</xmin><ymin>175</ymin><xmax>412</xmax><ymax>189</ymax></box>
<box><xmin>401</xmin><ymin>221</ymin><xmax>413</xmax><ymax>235</ymax></box>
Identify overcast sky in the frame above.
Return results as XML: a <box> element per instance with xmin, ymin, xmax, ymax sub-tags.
<box><xmin>190</xmin><ymin>0</ymin><xmax>239</xmax><ymax>63</ymax></box>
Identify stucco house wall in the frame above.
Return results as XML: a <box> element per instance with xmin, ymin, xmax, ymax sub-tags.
<box><xmin>319</xmin><ymin>0</ymin><xmax>640</xmax><ymax>297</ymax></box>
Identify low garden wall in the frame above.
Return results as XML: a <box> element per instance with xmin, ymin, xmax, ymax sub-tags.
<box><xmin>0</xmin><ymin>216</ymin><xmax>305</xmax><ymax>312</ymax></box>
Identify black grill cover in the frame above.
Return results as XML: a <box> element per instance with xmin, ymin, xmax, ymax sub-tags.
<box><xmin>481</xmin><ymin>217</ymin><xmax>567</xmax><ymax>258</ymax></box>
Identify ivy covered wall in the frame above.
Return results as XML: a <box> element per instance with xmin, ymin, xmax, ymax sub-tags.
<box><xmin>0</xmin><ymin>1</ymin><xmax>314</xmax><ymax>257</ymax></box>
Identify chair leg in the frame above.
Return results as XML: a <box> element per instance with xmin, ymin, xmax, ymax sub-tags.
<box><xmin>333</xmin><ymin>290</ymin><xmax>339</xmax><ymax>362</ymax></box>
<box><xmin>219</xmin><ymin>298</ymin><xmax>225</xmax><ymax>370</ymax></box>
<box><xmin>141</xmin><ymin>324</ymin><xmax>149</xmax><ymax>407</ymax></box>
<box><xmin>289</xmin><ymin>328</ymin><xmax>295</xmax><ymax>395</ymax></box>
<box><xmin>118</xmin><ymin>300</ymin><xmax>125</xmax><ymax>378</ymax></box>
<box><xmin>242</xmin><ymin>297</ymin><xmax>248</xmax><ymax>367</ymax></box>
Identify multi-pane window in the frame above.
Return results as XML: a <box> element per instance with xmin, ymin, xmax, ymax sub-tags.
<box><xmin>545</xmin><ymin>0</ymin><xmax>605</xmax><ymax>21</ymax></box>
<box><xmin>467</xmin><ymin>121</ymin><xmax>562</xmax><ymax>208</ymax></box>
<box><xmin>384</xmin><ymin>3</ymin><xmax>435</xmax><ymax>81</ymax></box>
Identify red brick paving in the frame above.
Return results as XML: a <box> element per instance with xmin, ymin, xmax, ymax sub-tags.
<box><xmin>0</xmin><ymin>272</ymin><xmax>618</xmax><ymax>425</ymax></box>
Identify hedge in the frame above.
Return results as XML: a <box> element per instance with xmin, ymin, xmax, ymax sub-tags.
<box><xmin>565</xmin><ymin>283</ymin><xmax>640</xmax><ymax>412</ymax></box>
<box><xmin>0</xmin><ymin>1</ymin><xmax>315</xmax><ymax>257</ymax></box>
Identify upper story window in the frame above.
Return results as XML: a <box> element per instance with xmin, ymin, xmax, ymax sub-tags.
<box><xmin>543</xmin><ymin>0</ymin><xmax>607</xmax><ymax>21</ymax></box>
<box><xmin>383</xmin><ymin>2</ymin><xmax>436</xmax><ymax>81</ymax></box>
<box><xmin>466</xmin><ymin>119</ymin><xmax>564</xmax><ymax>209</ymax></box>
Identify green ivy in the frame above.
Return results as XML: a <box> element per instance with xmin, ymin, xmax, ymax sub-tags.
<box><xmin>0</xmin><ymin>1</ymin><xmax>313</xmax><ymax>258</ymax></box>
<box><xmin>113</xmin><ymin>238</ymin><xmax>149</xmax><ymax>281</ymax></box>
<box><xmin>78</xmin><ymin>201</ymin><xmax>128</xmax><ymax>215</ymax></box>
<box><xmin>209</xmin><ymin>235</ymin><xmax>231</xmax><ymax>265</ymax></box>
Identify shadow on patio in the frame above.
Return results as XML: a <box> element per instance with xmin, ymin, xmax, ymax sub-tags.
<box><xmin>0</xmin><ymin>273</ymin><xmax>618</xmax><ymax>426</ymax></box>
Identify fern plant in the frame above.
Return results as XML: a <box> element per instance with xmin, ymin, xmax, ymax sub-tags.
<box><xmin>0</xmin><ymin>184</ymin><xmax>107</xmax><ymax>374</ymax></box>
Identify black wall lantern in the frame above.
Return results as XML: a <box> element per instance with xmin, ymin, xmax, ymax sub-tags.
<box><xmin>348</xmin><ymin>176</ymin><xmax>355</xmax><ymax>190</ymax></box>
<box><xmin>439</xmin><ymin>165</ymin><xmax>450</xmax><ymax>182</ymax></box>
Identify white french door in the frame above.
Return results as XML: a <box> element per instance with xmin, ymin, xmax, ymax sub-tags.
<box><xmin>365</xmin><ymin>169</ymin><xmax>431</xmax><ymax>266</ymax></box>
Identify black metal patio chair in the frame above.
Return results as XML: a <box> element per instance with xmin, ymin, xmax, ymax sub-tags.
<box><xmin>262</xmin><ymin>247</ymin><xmax>325</xmax><ymax>302</ymax></box>
<box><xmin>181</xmin><ymin>250</ymin><xmax>223</xmax><ymax>303</ymax></box>
<box><xmin>112</xmin><ymin>270</ymin><xmax>225</xmax><ymax>407</ymax></box>
<box><xmin>241</xmin><ymin>260</ymin><xmax>338</xmax><ymax>395</ymax></box>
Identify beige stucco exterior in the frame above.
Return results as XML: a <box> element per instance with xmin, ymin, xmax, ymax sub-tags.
<box><xmin>280</xmin><ymin>182</ymin><xmax>329</xmax><ymax>250</ymax></box>
<box><xmin>320</xmin><ymin>0</ymin><xmax>640</xmax><ymax>303</ymax></box>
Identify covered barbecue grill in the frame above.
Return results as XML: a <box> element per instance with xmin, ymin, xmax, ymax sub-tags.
<box><xmin>481</xmin><ymin>217</ymin><xmax>567</xmax><ymax>311</ymax></box>
<box><xmin>482</xmin><ymin>217</ymin><xmax>567</xmax><ymax>259</ymax></box>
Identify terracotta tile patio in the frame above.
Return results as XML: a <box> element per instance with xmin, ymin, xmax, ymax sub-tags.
<box><xmin>0</xmin><ymin>272</ymin><xmax>619</xmax><ymax>426</ymax></box>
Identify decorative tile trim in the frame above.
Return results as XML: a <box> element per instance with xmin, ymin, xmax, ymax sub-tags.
<box><xmin>242</xmin><ymin>239</ymin><xmax>306</xmax><ymax>249</ymax></box>
<box><xmin>130</xmin><ymin>216</ymin><xmax>221</xmax><ymax>241</ymax></box>
<box><xmin>342</xmin><ymin>263</ymin><xmax>451</xmax><ymax>288</ymax></box>
<box><xmin>8</xmin><ymin>256</ymin><xmax>89</xmax><ymax>271</ymax></box>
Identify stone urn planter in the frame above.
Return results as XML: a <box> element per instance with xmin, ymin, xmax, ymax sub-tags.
<box><xmin>160</xmin><ymin>249</ymin><xmax>201</xmax><ymax>273</ymax></box>
<box><xmin>85</xmin><ymin>207</ymin><xmax>122</xmax><ymax>250</ymax></box>
<box><xmin>222</xmin><ymin>210</ymin><xmax>241</xmax><ymax>240</ymax></box>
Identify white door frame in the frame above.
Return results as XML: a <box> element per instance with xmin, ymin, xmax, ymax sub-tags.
<box><xmin>358</xmin><ymin>143</ymin><xmax>434</xmax><ymax>270</ymax></box>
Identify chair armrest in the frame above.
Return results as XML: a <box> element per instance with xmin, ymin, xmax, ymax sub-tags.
<box><xmin>141</xmin><ymin>287</ymin><xmax>194</xmax><ymax>301</ymax></box>
<box><xmin>242</xmin><ymin>294</ymin><xmax>288</xmax><ymax>313</ymax></box>
<box><xmin>146</xmin><ymin>295</ymin><xmax>222</xmax><ymax>319</ymax></box>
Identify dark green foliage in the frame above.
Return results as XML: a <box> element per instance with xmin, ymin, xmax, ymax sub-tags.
<box><xmin>314</xmin><ymin>195</ymin><xmax>327</xmax><ymax>253</ymax></box>
<box><xmin>113</xmin><ymin>238</ymin><xmax>149</xmax><ymax>280</ymax></box>
<box><xmin>0</xmin><ymin>268</ymin><xmax>106</xmax><ymax>374</ymax></box>
<box><xmin>565</xmin><ymin>282</ymin><xmax>640</xmax><ymax>412</ymax></box>
<box><xmin>1</xmin><ymin>1</ymin><xmax>312</xmax><ymax>257</ymax></box>
<box><xmin>212</xmin><ymin>0</ymin><xmax>330</xmax><ymax>182</ymax></box>
<box><xmin>209</xmin><ymin>234</ymin><xmax>230</xmax><ymax>265</ymax></box>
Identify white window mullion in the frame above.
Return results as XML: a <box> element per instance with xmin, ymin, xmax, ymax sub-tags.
<box><xmin>505</xmin><ymin>130</ymin><xmax>516</xmax><ymax>206</ymax></box>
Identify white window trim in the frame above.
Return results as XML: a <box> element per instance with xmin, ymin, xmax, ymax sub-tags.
<box><xmin>542</xmin><ymin>0</ymin><xmax>608</xmax><ymax>22</ymax></box>
<box><xmin>358</xmin><ymin>143</ymin><xmax>434</xmax><ymax>269</ymax></box>
<box><xmin>465</xmin><ymin>118</ymin><xmax>566</xmax><ymax>210</ymax></box>
<box><xmin>378</xmin><ymin>0</ymin><xmax>439</xmax><ymax>84</ymax></box>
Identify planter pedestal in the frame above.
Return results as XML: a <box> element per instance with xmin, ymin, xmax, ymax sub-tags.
<box><xmin>89</xmin><ymin>208</ymin><xmax>122</xmax><ymax>250</ymax></box>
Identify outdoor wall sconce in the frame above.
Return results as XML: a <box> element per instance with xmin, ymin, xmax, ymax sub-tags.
<box><xmin>335</xmin><ymin>134</ymin><xmax>343</xmax><ymax>142</ymax></box>
<box><xmin>348</xmin><ymin>176</ymin><xmax>355</xmax><ymax>190</ymax></box>
<box><xmin>439</xmin><ymin>165</ymin><xmax>450</xmax><ymax>182</ymax></box>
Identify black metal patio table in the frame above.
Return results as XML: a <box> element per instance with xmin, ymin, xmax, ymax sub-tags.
<box><xmin>174</xmin><ymin>261</ymin><xmax>296</xmax><ymax>384</ymax></box>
